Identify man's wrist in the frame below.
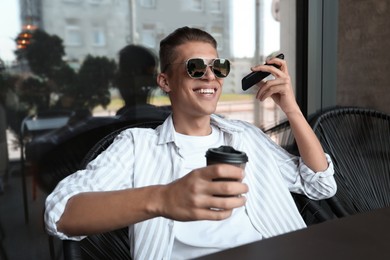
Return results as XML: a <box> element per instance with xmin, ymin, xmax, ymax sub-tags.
<box><xmin>145</xmin><ymin>185</ymin><xmax>166</xmax><ymax>218</ymax></box>
<box><xmin>284</xmin><ymin>105</ymin><xmax>303</xmax><ymax>119</ymax></box>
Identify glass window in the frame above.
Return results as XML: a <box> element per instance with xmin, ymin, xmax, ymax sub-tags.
<box><xmin>92</xmin><ymin>27</ymin><xmax>106</xmax><ymax>46</ymax></box>
<box><xmin>0</xmin><ymin>0</ymin><xmax>293</xmax><ymax>161</ymax></box>
<box><xmin>211</xmin><ymin>26</ymin><xmax>223</xmax><ymax>51</ymax></box>
<box><xmin>191</xmin><ymin>0</ymin><xmax>204</xmax><ymax>11</ymax></box>
<box><xmin>141</xmin><ymin>23</ymin><xmax>157</xmax><ymax>48</ymax></box>
<box><xmin>65</xmin><ymin>25</ymin><xmax>82</xmax><ymax>46</ymax></box>
<box><xmin>140</xmin><ymin>0</ymin><xmax>156</xmax><ymax>8</ymax></box>
<box><xmin>209</xmin><ymin>0</ymin><xmax>222</xmax><ymax>13</ymax></box>
<box><xmin>89</xmin><ymin>0</ymin><xmax>103</xmax><ymax>4</ymax></box>
<box><xmin>0</xmin><ymin>2</ymin><xmax>300</xmax><ymax>255</ymax></box>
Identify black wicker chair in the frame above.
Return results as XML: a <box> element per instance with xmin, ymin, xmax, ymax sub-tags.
<box><xmin>266</xmin><ymin>106</ymin><xmax>390</xmax><ymax>221</ymax></box>
<box><xmin>62</xmin><ymin>121</ymin><xmax>163</xmax><ymax>260</ymax></box>
<box><xmin>27</xmin><ymin>117</ymin><xmax>167</xmax><ymax>194</ymax></box>
<box><xmin>310</xmin><ymin>107</ymin><xmax>390</xmax><ymax>217</ymax></box>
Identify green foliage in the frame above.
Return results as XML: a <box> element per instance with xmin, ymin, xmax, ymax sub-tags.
<box><xmin>16</xmin><ymin>29</ymin><xmax>65</xmax><ymax>79</ymax></box>
<box><xmin>3</xmin><ymin>29</ymin><xmax>117</xmax><ymax>140</ymax></box>
<box><xmin>13</xmin><ymin>29</ymin><xmax>117</xmax><ymax>112</ymax></box>
<box><xmin>52</xmin><ymin>62</ymin><xmax>78</xmax><ymax>94</ymax></box>
<box><xmin>19</xmin><ymin>76</ymin><xmax>51</xmax><ymax>110</ymax></box>
<box><xmin>75</xmin><ymin>55</ymin><xmax>117</xmax><ymax>110</ymax></box>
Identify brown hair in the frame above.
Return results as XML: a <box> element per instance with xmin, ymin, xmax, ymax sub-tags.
<box><xmin>159</xmin><ymin>26</ymin><xmax>217</xmax><ymax>73</ymax></box>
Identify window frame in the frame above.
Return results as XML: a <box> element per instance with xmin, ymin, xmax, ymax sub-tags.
<box><xmin>140</xmin><ymin>0</ymin><xmax>156</xmax><ymax>8</ymax></box>
<box><xmin>91</xmin><ymin>26</ymin><xmax>106</xmax><ymax>47</ymax></box>
<box><xmin>65</xmin><ymin>25</ymin><xmax>83</xmax><ymax>46</ymax></box>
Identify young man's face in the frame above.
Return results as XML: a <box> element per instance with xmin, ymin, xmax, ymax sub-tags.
<box><xmin>160</xmin><ymin>41</ymin><xmax>224</xmax><ymax>119</ymax></box>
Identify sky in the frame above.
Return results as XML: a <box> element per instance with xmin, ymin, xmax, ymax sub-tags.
<box><xmin>232</xmin><ymin>0</ymin><xmax>280</xmax><ymax>58</ymax></box>
<box><xmin>0</xmin><ymin>0</ymin><xmax>279</xmax><ymax>62</ymax></box>
<box><xmin>0</xmin><ymin>0</ymin><xmax>20</xmax><ymax>63</ymax></box>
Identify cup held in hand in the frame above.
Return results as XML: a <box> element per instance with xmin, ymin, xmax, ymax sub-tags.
<box><xmin>206</xmin><ymin>145</ymin><xmax>248</xmax><ymax>168</ymax></box>
<box><xmin>205</xmin><ymin>145</ymin><xmax>248</xmax><ymax>182</ymax></box>
<box><xmin>206</xmin><ymin>146</ymin><xmax>248</xmax><ymax>197</ymax></box>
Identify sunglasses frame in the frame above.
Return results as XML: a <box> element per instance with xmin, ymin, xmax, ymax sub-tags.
<box><xmin>185</xmin><ymin>58</ymin><xmax>231</xmax><ymax>79</ymax></box>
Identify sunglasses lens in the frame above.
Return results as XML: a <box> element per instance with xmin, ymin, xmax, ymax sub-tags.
<box><xmin>212</xmin><ymin>59</ymin><xmax>230</xmax><ymax>78</ymax></box>
<box><xmin>186</xmin><ymin>58</ymin><xmax>231</xmax><ymax>78</ymax></box>
<box><xmin>187</xmin><ymin>58</ymin><xmax>207</xmax><ymax>78</ymax></box>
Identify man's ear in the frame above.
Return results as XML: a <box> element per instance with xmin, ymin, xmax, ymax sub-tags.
<box><xmin>157</xmin><ymin>73</ymin><xmax>171</xmax><ymax>93</ymax></box>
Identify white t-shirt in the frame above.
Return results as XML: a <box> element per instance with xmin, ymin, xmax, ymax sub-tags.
<box><xmin>171</xmin><ymin>126</ymin><xmax>262</xmax><ymax>259</ymax></box>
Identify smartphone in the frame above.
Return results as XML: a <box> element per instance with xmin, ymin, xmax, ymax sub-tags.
<box><xmin>241</xmin><ymin>53</ymin><xmax>284</xmax><ymax>91</ymax></box>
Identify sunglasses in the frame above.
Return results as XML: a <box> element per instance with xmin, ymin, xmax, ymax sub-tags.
<box><xmin>164</xmin><ymin>58</ymin><xmax>231</xmax><ymax>79</ymax></box>
<box><xmin>185</xmin><ymin>58</ymin><xmax>230</xmax><ymax>79</ymax></box>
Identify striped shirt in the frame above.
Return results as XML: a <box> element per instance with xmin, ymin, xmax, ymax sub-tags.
<box><xmin>45</xmin><ymin>114</ymin><xmax>336</xmax><ymax>260</ymax></box>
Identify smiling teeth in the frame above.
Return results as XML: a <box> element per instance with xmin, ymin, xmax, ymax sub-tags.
<box><xmin>196</xmin><ymin>89</ymin><xmax>215</xmax><ymax>94</ymax></box>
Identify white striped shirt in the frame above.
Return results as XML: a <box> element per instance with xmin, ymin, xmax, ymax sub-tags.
<box><xmin>45</xmin><ymin>114</ymin><xmax>336</xmax><ymax>260</ymax></box>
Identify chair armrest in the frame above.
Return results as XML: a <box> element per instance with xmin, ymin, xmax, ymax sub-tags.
<box><xmin>292</xmin><ymin>193</ymin><xmax>335</xmax><ymax>225</ymax></box>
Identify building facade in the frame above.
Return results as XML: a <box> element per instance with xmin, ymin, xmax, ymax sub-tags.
<box><xmin>19</xmin><ymin>1</ymin><xmax>231</xmax><ymax>63</ymax></box>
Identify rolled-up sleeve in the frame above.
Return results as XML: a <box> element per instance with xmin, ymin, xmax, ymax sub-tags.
<box><xmin>45</xmin><ymin>176</ymin><xmax>87</xmax><ymax>240</ymax></box>
<box><xmin>279</xmin><ymin>153</ymin><xmax>336</xmax><ymax>200</ymax></box>
<box><xmin>240</xmin><ymin>121</ymin><xmax>337</xmax><ymax>201</ymax></box>
<box><xmin>297</xmin><ymin>154</ymin><xmax>336</xmax><ymax>199</ymax></box>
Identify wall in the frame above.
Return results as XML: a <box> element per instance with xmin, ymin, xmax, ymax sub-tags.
<box><xmin>41</xmin><ymin>0</ymin><xmax>131</xmax><ymax>63</ymax></box>
<box><xmin>337</xmin><ymin>0</ymin><xmax>390</xmax><ymax>114</ymax></box>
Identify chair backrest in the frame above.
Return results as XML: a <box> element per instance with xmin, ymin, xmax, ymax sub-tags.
<box><xmin>264</xmin><ymin>119</ymin><xmax>298</xmax><ymax>155</ymax></box>
<box><xmin>310</xmin><ymin>107</ymin><xmax>390</xmax><ymax>217</ymax></box>
<box><xmin>31</xmin><ymin>118</ymin><xmax>164</xmax><ymax>194</ymax></box>
<box><xmin>63</xmin><ymin>228</ymin><xmax>131</xmax><ymax>260</ymax></box>
<box><xmin>63</xmin><ymin>120</ymin><xmax>163</xmax><ymax>260</ymax></box>
<box><xmin>80</xmin><ymin>120</ymin><xmax>163</xmax><ymax>168</ymax></box>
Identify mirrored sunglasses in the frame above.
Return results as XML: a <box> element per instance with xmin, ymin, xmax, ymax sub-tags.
<box><xmin>185</xmin><ymin>58</ymin><xmax>231</xmax><ymax>79</ymax></box>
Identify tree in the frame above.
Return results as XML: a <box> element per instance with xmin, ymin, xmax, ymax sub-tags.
<box><xmin>13</xmin><ymin>29</ymin><xmax>117</xmax><ymax>113</ymax></box>
<box><xmin>16</xmin><ymin>29</ymin><xmax>65</xmax><ymax>80</ymax></box>
<box><xmin>2</xmin><ymin>28</ymin><xmax>118</xmax><ymax>153</ymax></box>
<box><xmin>74</xmin><ymin>55</ymin><xmax>117</xmax><ymax>110</ymax></box>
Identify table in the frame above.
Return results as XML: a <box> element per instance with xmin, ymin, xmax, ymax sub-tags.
<box><xmin>197</xmin><ymin>207</ymin><xmax>390</xmax><ymax>260</ymax></box>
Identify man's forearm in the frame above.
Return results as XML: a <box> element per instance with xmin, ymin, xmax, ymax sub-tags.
<box><xmin>286</xmin><ymin>110</ymin><xmax>328</xmax><ymax>172</ymax></box>
<box><xmin>56</xmin><ymin>185</ymin><xmax>165</xmax><ymax>236</ymax></box>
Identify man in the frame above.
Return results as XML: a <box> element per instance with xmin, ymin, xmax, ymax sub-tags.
<box><xmin>45</xmin><ymin>27</ymin><xmax>336</xmax><ymax>259</ymax></box>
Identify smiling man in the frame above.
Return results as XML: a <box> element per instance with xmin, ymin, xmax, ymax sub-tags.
<box><xmin>158</xmin><ymin>40</ymin><xmax>225</xmax><ymax>135</ymax></box>
<box><xmin>45</xmin><ymin>27</ymin><xmax>336</xmax><ymax>260</ymax></box>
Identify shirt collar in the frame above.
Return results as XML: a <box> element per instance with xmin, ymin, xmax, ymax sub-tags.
<box><xmin>156</xmin><ymin>114</ymin><xmax>244</xmax><ymax>145</ymax></box>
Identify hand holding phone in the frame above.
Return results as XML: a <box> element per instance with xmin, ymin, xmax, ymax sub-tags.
<box><xmin>241</xmin><ymin>53</ymin><xmax>284</xmax><ymax>91</ymax></box>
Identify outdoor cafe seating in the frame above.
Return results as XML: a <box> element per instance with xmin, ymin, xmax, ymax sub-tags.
<box><xmin>59</xmin><ymin>106</ymin><xmax>390</xmax><ymax>259</ymax></box>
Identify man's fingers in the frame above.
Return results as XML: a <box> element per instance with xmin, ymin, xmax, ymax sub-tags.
<box><xmin>203</xmin><ymin>164</ymin><xmax>244</xmax><ymax>181</ymax></box>
<box><xmin>209</xmin><ymin>180</ymin><xmax>248</xmax><ymax>197</ymax></box>
<box><xmin>194</xmin><ymin>196</ymin><xmax>247</xmax><ymax>220</ymax></box>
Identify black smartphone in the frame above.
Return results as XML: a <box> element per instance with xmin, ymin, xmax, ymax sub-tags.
<box><xmin>241</xmin><ymin>53</ymin><xmax>284</xmax><ymax>91</ymax></box>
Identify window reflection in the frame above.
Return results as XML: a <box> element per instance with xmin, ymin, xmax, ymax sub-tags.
<box><xmin>65</xmin><ymin>25</ymin><xmax>82</xmax><ymax>46</ymax></box>
<box><xmin>1</xmin><ymin>0</ymin><xmax>287</xmax><ymax>160</ymax></box>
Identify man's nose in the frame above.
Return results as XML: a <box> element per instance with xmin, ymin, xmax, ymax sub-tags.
<box><xmin>203</xmin><ymin>65</ymin><xmax>216</xmax><ymax>79</ymax></box>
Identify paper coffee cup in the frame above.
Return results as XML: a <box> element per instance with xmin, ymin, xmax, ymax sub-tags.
<box><xmin>206</xmin><ymin>145</ymin><xmax>248</xmax><ymax>169</ymax></box>
<box><xmin>205</xmin><ymin>146</ymin><xmax>248</xmax><ymax>184</ymax></box>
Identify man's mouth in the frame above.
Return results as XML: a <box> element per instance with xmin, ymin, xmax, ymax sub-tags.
<box><xmin>194</xmin><ymin>88</ymin><xmax>216</xmax><ymax>94</ymax></box>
